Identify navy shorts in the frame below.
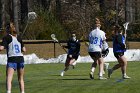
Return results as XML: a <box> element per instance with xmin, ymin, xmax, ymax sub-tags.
<box><xmin>67</xmin><ymin>54</ymin><xmax>79</xmax><ymax>60</ymax></box>
<box><xmin>114</xmin><ymin>52</ymin><xmax>124</xmax><ymax>59</ymax></box>
<box><xmin>7</xmin><ymin>62</ymin><xmax>24</xmax><ymax>71</ymax></box>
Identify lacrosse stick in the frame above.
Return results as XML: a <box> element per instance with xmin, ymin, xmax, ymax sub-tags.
<box><xmin>123</xmin><ymin>22</ymin><xmax>129</xmax><ymax>39</ymax></box>
<box><xmin>21</xmin><ymin>12</ymin><xmax>37</xmax><ymax>37</ymax></box>
<box><xmin>123</xmin><ymin>22</ymin><xmax>129</xmax><ymax>48</ymax></box>
<box><xmin>51</xmin><ymin>34</ymin><xmax>67</xmax><ymax>53</ymax></box>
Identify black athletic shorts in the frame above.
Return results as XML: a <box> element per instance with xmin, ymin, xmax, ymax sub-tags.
<box><xmin>88</xmin><ymin>52</ymin><xmax>102</xmax><ymax>59</ymax></box>
<box><xmin>114</xmin><ymin>52</ymin><xmax>124</xmax><ymax>59</ymax></box>
<box><xmin>67</xmin><ymin>54</ymin><xmax>79</xmax><ymax>60</ymax></box>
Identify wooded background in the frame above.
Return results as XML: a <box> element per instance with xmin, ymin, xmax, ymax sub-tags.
<box><xmin>0</xmin><ymin>0</ymin><xmax>140</xmax><ymax>41</ymax></box>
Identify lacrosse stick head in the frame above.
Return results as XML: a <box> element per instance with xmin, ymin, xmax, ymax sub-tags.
<box><xmin>51</xmin><ymin>34</ymin><xmax>58</xmax><ymax>42</ymax></box>
<box><xmin>123</xmin><ymin>22</ymin><xmax>129</xmax><ymax>31</ymax></box>
<box><xmin>28</xmin><ymin>12</ymin><xmax>37</xmax><ymax>23</ymax></box>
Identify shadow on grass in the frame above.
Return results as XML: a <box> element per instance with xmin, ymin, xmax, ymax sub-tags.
<box><xmin>51</xmin><ymin>74</ymin><xmax>87</xmax><ymax>76</ymax></box>
<box><xmin>61</xmin><ymin>78</ymin><xmax>90</xmax><ymax>80</ymax></box>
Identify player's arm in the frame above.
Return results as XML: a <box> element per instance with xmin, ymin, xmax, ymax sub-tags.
<box><xmin>22</xmin><ymin>47</ymin><xmax>26</xmax><ymax>52</ymax></box>
<box><xmin>0</xmin><ymin>36</ymin><xmax>7</xmax><ymax>51</ymax></box>
<box><xmin>62</xmin><ymin>40</ymin><xmax>70</xmax><ymax>49</ymax></box>
<box><xmin>117</xmin><ymin>34</ymin><xmax>125</xmax><ymax>49</ymax></box>
<box><xmin>18</xmin><ymin>36</ymin><xmax>26</xmax><ymax>52</ymax></box>
<box><xmin>0</xmin><ymin>46</ymin><xmax>4</xmax><ymax>51</ymax></box>
<box><xmin>75</xmin><ymin>40</ymin><xmax>80</xmax><ymax>54</ymax></box>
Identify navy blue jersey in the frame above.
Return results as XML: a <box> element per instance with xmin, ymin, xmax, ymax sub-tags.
<box><xmin>113</xmin><ymin>34</ymin><xmax>126</xmax><ymax>53</ymax></box>
<box><xmin>65</xmin><ymin>38</ymin><xmax>80</xmax><ymax>55</ymax></box>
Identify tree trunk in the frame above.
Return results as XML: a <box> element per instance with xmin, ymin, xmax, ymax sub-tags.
<box><xmin>12</xmin><ymin>0</ymin><xmax>19</xmax><ymax>34</ymax></box>
<box><xmin>55</xmin><ymin>0</ymin><xmax>61</xmax><ymax>21</ymax></box>
<box><xmin>20</xmin><ymin>0</ymin><xmax>28</xmax><ymax>23</ymax></box>
<box><xmin>1</xmin><ymin>0</ymin><xmax>6</xmax><ymax>29</ymax></box>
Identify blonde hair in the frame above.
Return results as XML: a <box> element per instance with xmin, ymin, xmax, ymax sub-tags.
<box><xmin>95</xmin><ymin>17</ymin><xmax>101</xmax><ymax>27</ymax></box>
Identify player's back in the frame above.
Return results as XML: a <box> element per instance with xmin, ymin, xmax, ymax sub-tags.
<box><xmin>88</xmin><ymin>28</ymin><xmax>106</xmax><ymax>52</ymax></box>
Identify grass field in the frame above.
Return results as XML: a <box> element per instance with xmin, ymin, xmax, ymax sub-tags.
<box><xmin>0</xmin><ymin>62</ymin><xmax>140</xmax><ymax>93</ymax></box>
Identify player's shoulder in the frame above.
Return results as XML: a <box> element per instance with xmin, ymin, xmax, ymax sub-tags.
<box><xmin>99</xmin><ymin>30</ymin><xmax>106</xmax><ymax>35</ymax></box>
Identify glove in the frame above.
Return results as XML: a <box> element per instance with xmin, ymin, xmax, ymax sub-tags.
<box><xmin>102</xmin><ymin>48</ymin><xmax>109</xmax><ymax>58</ymax></box>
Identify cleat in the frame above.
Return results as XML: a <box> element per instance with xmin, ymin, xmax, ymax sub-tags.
<box><xmin>108</xmin><ymin>69</ymin><xmax>112</xmax><ymax>78</ymax></box>
<box><xmin>60</xmin><ymin>71</ymin><xmax>64</xmax><ymax>76</ymax></box>
<box><xmin>123</xmin><ymin>75</ymin><xmax>131</xmax><ymax>79</ymax></box>
<box><xmin>89</xmin><ymin>72</ymin><xmax>94</xmax><ymax>79</ymax></box>
<box><xmin>99</xmin><ymin>76</ymin><xmax>107</xmax><ymax>80</ymax></box>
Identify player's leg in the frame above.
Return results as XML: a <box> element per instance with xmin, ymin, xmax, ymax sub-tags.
<box><xmin>69</xmin><ymin>59</ymin><xmax>76</xmax><ymax>65</ymax></box>
<box><xmin>108</xmin><ymin>62</ymin><xmax>121</xmax><ymax>78</ymax></box>
<box><xmin>108</xmin><ymin>53</ymin><xmax>122</xmax><ymax>78</ymax></box>
<box><xmin>60</xmin><ymin>57</ymin><xmax>70</xmax><ymax>76</ymax></box>
<box><xmin>89</xmin><ymin>52</ymin><xmax>97</xmax><ymax>79</ymax></box>
<box><xmin>69</xmin><ymin>58</ymin><xmax>76</xmax><ymax>69</ymax></box>
<box><xmin>17</xmin><ymin>63</ymin><xmax>25</xmax><ymax>93</ymax></box>
<box><xmin>98</xmin><ymin>57</ymin><xmax>107</xmax><ymax>79</ymax></box>
<box><xmin>6</xmin><ymin>63</ymin><xmax>15</xmax><ymax>93</ymax></box>
<box><xmin>70</xmin><ymin>55</ymin><xmax>79</xmax><ymax>69</ymax></box>
<box><xmin>89</xmin><ymin>61</ymin><xmax>97</xmax><ymax>79</ymax></box>
<box><xmin>119</xmin><ymin>56</ymin><xmax>131</xmax><ymax>79</ymax></box>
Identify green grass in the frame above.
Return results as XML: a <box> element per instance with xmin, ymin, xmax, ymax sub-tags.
<box><xmin>0</xmin><ymin>62</ymin><xmax>140</xmax><ymax>93</ymax></box>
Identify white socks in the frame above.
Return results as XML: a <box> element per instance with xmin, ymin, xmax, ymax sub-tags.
<box><xmin>7</xmin><ymin>91</ymin><xmax>11</xmax><ymax>93</ymax></box>
<box><xmin>91</xmin><ymin>67</ymin><xmax>95</xmax><ymax>72</ymax></box>
<box><xmin>99</xmin><ymin>72</ymin><xmax>103</xmax><ymax>77</ymax></box>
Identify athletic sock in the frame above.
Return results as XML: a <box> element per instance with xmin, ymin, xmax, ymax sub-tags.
<box><xmin>7</xmin><ymin>90</ymin><xmax>11</xmax><ymax>93</ymax></box>
<box><xmin>99</xmin><ymin>72</ymin><xmax>103</xmax><ymax>77</ymax></box>
<box><xmin>91</xmin><ymin>67</ymin><xmax>95</xmax><ymax>72</ymax></box>
<box><xmin>123</xmin><ymin>73</ymin><xmax>127</xmax><ymax>76</ymax></box>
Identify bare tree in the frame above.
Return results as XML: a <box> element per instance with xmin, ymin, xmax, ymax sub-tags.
<box><xmin>12</xmin><ymin>0</ymin><xmax>19</xmax><ymax>34</ymax></box>
<box><xmin>1</xmin><ymin>0</ymin><xmax>6</xmax><ymax>30</ymax></box>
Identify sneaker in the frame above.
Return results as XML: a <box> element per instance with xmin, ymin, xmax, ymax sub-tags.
<box><xmin>99</xmin><ymin>76</ymin><xmax>107</xmax><ymax>80</ymax></box>
<box><xmin>60</xmin><ymin>71</ymin><xmax>64</xmax><ymax>76</ymax></box>
<box><xmin>108</xmin><ymin>69</ymin><xmax>113</xmax><ymax>78</ymax></box>
<box><xmin>123</xmin><ymin>75</ymin><xmax>131</xmax><ymax>79</ymax></box>
<box><xmin>89</xmin><ymin>72</ymin><xmax>94</xmax><ymax>79</ymax></box>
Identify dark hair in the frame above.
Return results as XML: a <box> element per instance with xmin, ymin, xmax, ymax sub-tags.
<box><xmin>71</xmin><ymin>31</ymin><xmax>76</xmax><ymax>34</ymax></box>
<box><xmin>6</xmin><ymin>22</ymin><xmax>17</xmax><ymax>35</ymax></box>
<box><xmin>114</xmin><ymin>25</ymin><xmax>123</xmax><ymax>33</ymax></box>
<box><xmin>6</xmin><ymin>23</ymin><xmax>10</xmax><ymax>34</ymax></box>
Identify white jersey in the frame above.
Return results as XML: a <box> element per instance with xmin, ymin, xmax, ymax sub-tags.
<box><xmin>8</xmin><ymin>35</ymin><xmax>23</xmax><ymax>57</ymax></box>
<box><xmin>88</xmin><ymin>27</ymin><xmax>106</xmax><ymax>52</ymax></box>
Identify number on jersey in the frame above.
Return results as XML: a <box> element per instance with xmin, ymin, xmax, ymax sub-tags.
<box><xmin>90</xmin><ymin>37</ymin><xmax>98</xmax><ymax>44</ymax></box>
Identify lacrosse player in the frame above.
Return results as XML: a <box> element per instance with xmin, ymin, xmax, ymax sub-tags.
<box><xmin>102</xmin><ymin>41</ymin><xmax>110</xmax><ymax>73</ymax></box>
<box><xmin>108</xmin><ymin>25</ymin><xmax>131</xmax><ymax>79</ymax></box>
<box><xmin>60</xmin><ymin>33</ymin><xmax>80</xmax><ymax>76</ymax></box>
<box><xmin>88</xmin><ymin>18</ymin><xmax>107</xmax><ymax>80</ymax></box>
<box><xmin>0</xmin><ymin>22</ymin><xmax>26</xmax><ymax>93</ymax></box>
